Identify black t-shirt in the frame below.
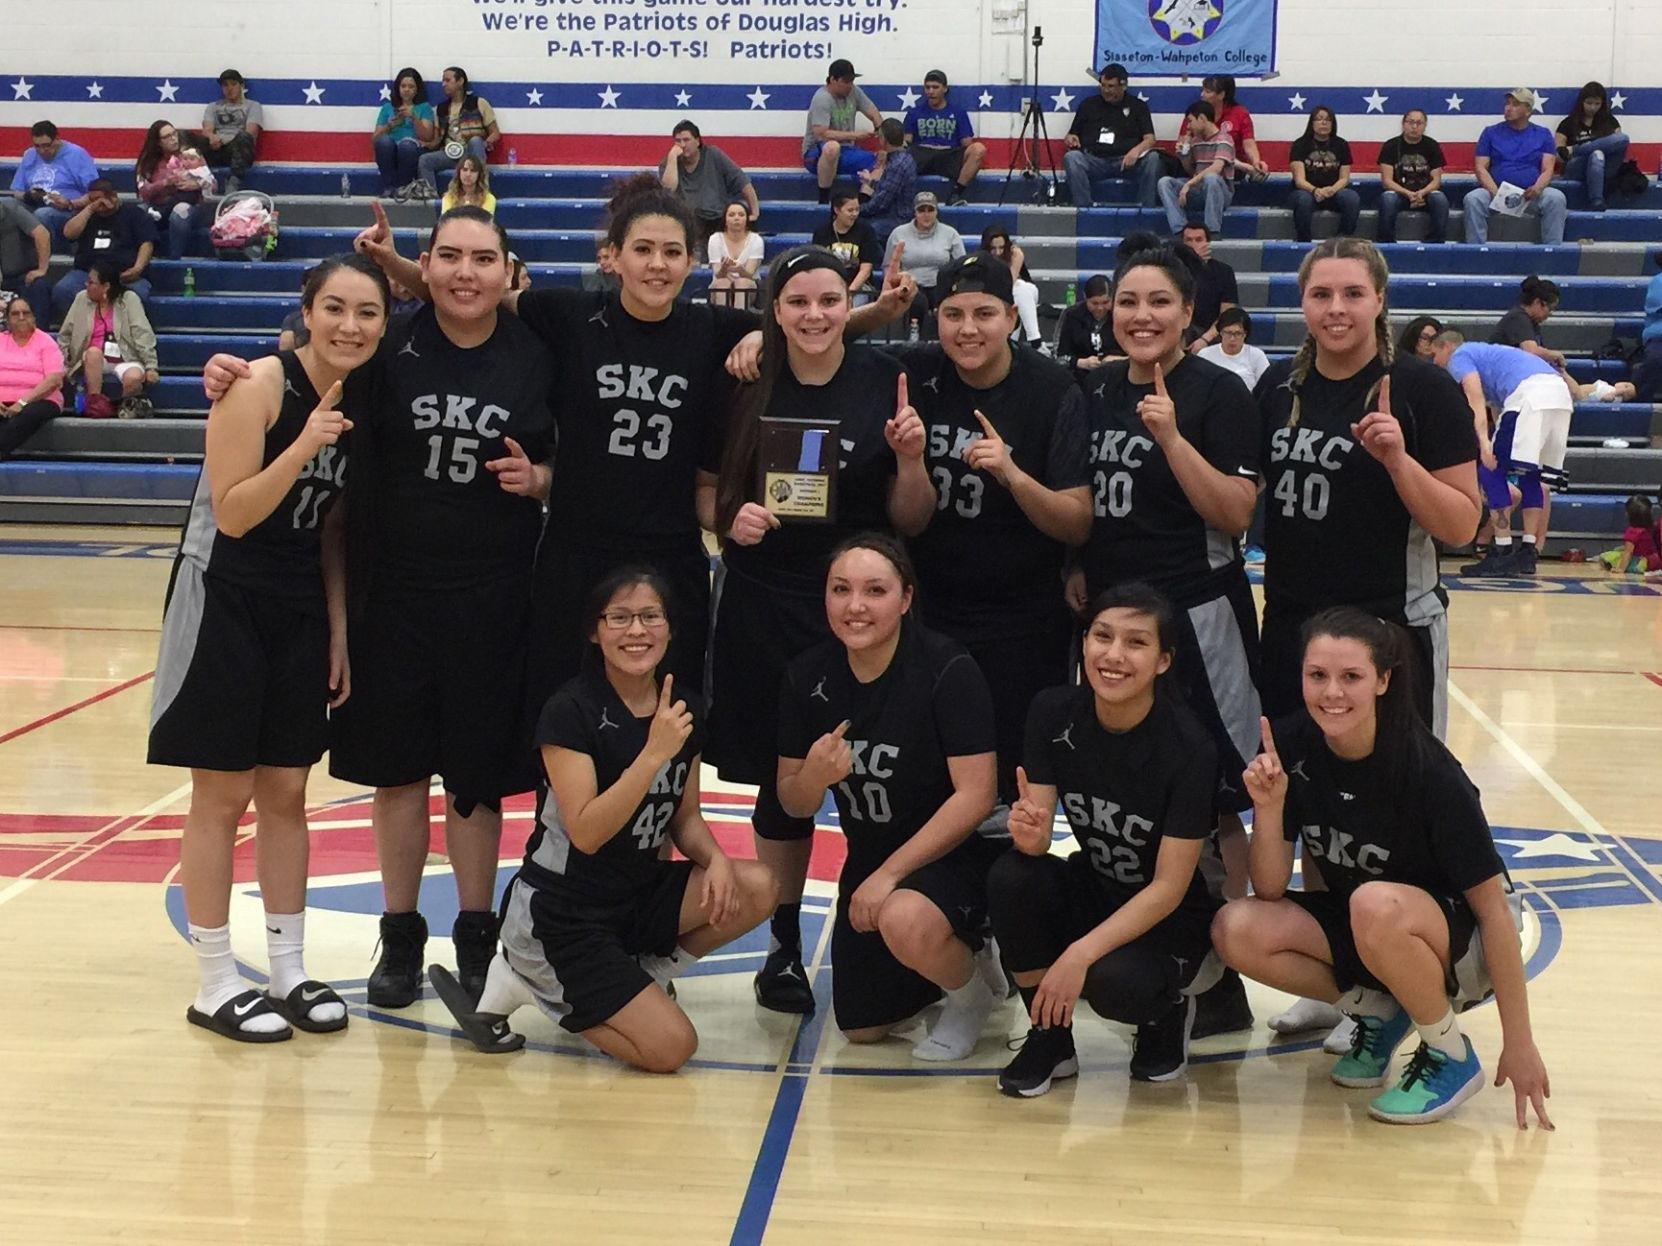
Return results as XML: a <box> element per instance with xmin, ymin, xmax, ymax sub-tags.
<box><xmin>900</xmin><ymin>344</ymin><xmax>1088</xmax><ymax>639</ymax></box>
<box><xmin>1491</xmin><ymin>306</ymin><xmax>1541</xmax><ymax>348</ymax></box>
<box><xmin>722</xmin><ymin>346</ymin><xmax>902</xmax><ymax>595</ymax></box>
<box><xmin>1055</xmin><ymin>304</ymin><xmax>1122</xmax><ymax>386</ymax></box>
<box><xmin>1289</xmin><ymin>135</ymin><xmax>1354</xmax><ymax>189</ymax></box>
<box><xmin>1023</xmin><ymin>687</ymin><xmax>1215</xmax><ymax>907</ymax></box>
<box><xmin>778</xmin><ymin>620</ymin><xmax>996</xmax><ymax>871</ymax></box>
<box><xmin>516</xmin><ymin>289</ymin><xmax>757</xmax><ymax>550</ymax></box>
<box><xmin>72</xmin><ymin>204</ymin><xmax>157</xmax><ymax>272</ymax></box>
<box><xmin>1273</xmin><ymin>712</ymin><xmax>1503</xmax><ymax>900</ymax></box>
<box><xmin>524</xmin><ymin>667</ymin><xmax>706</xmax><ymax>898</ymax></box>
<box><xmin>1378</xmin><ymin>136</ymin><xmax>1446</xmax><ymax>193</ymax></box>
<box><xmin>811</xmin><ymin>220</ymin><xmax>883</xmax><ymax>287</ymax></box>
<box><xmin>1554</xmin><ymin>113</ymin><xmax>1618</xmax><ymax>156</ymax></box>
<box><xmin>360</xmin><ymin>306</ymin><xmax>555</xmax><ymax>591</ymax></box>
<box><xmin>1069</xmin><ymin>95</ymin><xmax>1155</xmax><ymax>161</ymax></box>
<box><xmin>1254</xmin><ymin>354</ymin><xmax>1476</xmax><ymax>619</ymax></box>
<box><xmin>1081</xmin><ymin>355</ymin><xmax>1259</xmax><ymax>606</ymax></box>
<box><xmin>1192</xmin><ymin>258</ymin><xmax>1239</xmax><ymax>339</ymax></box>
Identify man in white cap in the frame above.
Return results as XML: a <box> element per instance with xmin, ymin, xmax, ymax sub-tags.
<box><xmin>1463</xmin><ymin>89</ymin><xmax>1566</xmax><ymax>244</ymax></box>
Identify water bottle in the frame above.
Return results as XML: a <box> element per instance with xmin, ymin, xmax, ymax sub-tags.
<box><xmin>75</xmin><ymin>388</ymin><xmax>86</xmax><ymax>414</ymax></box>
<box><xmin>1065</xmin><ymin>282</ymin><xmax>1077</xmax><ymax>308</ymax></box>
<box><xmin>340</xmin><ymin>173</ymin><xmax>351</xmax><ymax>198</ymax></box>
<box><xmin>907</xmin><ymin>318</ymin><xmax>921</xmax><ymax>343</ymax></box>
<box><xmin>508</xmin><ymin>148</ymin><xmax>519</xmax><ymax>168</ymax></box>
<box><xmin>183</xmin><ymin>267</ymin><xmax>196</xmax><ymax>298</ymax></box>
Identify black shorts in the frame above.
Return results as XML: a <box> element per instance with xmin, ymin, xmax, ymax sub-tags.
<box><xmin>329</xmin><ymin>579</ymin><xmax>534</xmax><ymax>802</ymax></box>
<box><xmin>497</xmin><ymin>863</ymin><xmax>693</xmax><ymax>1033</ymax></box>
<box><xmin>1260</xmin><ymin>603</ymin><xmax>1445</xmax><ymax>737</ymax></box>
<box><xmin>1283</xmin><ymin>887</ymin><xmax>1478</xmax><ymax>998</ymax></box>
<box><xmin>831</xmin><ymin>835</ymin><xmax>1004</xmax><ymax>1032</ymax></box>
<box><xmin>148</xmin><ymin>562</ymin><xmax>329</xmax><ymax>771</ymax></box>
<box><xmin>911</xmin><ymin>145</ymin><xmax>966</xmax><ymax>181</ymax></box>
<box><xmin>1170</xmin><ymin>578</ymin><xmax>1262</xmax><ymax>817</ymax></box>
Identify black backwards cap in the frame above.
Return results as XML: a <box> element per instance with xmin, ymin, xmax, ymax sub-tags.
<box><xmin>936</xmin><ymin>253</ymin><xmax>1014</xmax><ymax>305</ymax></box>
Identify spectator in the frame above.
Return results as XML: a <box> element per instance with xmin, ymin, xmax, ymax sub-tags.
<box><xmin>1288</xmin><ymin>105</ymin><xmax>1360</xmax><ymax>242</ymax></box>
<box><xmin>1178</xmin><ymin>223</ymin><xmax>1238</xmax><ymax>351</ymax></box>
<box><xmin>1556</xmin><ymin>82</ymin><xmax>1629</xmax><ymax>213</ymax></box>
<box><xmin>1189</xmin><ymin>74</ymin><xmax>1268</xmax><ymax>179</ymax></box>
<box><xmin>0</xmin><ymin>197</ymin><xmax>51</xmax><ymax>326</ymax></box>
<box><xmin>53</xmin><ymin>179</ymin><xmax>156</xmax><ymax>323</ymax></box>
<box><xmin>0</xmin><ymin>295</ymin><xmax>64</xmax><ymax>459</ymax></box>
<box><xmin>417</xmin><ymin>67</ymin><xmax>499</xmax><ymax>199</ymax></box>
<box><xmin>581</xmin><ymin>234</ymin><xmax>622</xmax><ymax>296</ymax></box>
<box><xmin>1053</xmin><ymin>274</ymin><xmax>1120</xmax><ymax>386</ymax></box>
<box><xmin>978</xmin><ymin>224</ymin><xmax>1042</xmax><ymax>346</ymax></box>
<box><xmin>277</xmin><ymin>267</ymin><xmax>313</xmax><ymax>352</ymax></box>
<box><xmin>1157</xmin><ymin>101</ymin><xmax>1235</xmax><ymax>237</ymax></box>
<box><xmin>811</xmin><ymin>190</ymin><xmax>882</xmax><ymax>297</ymax></box>
<box><xmin>660</xmin><ymin>120</ymin><xmax>759</xmax><ymax>241</ymax></box>
<box><xmin>904</xmin><ymin>70</ymin><xmax>986</xmax><ymax>205</ymax></box>
<box><xmin>707</xmin><ymin>201</ymin><xmax>763</xmax><ymax>310</ymax></box>
<box><xmin>57</xmin><ymin>259</ymin><xmax>158</xmax><ymax>419</ymax></box>
<box><xmin>1063</xmin><ymin>63</ymin><xmax>1161</xmax><ymax>209</ymax></box>
<box><xmin>883</xmin><ymin>191</ymin><xmax>965</xmax><ymax>336</ymax></box>
<box><xmin>135</xmin><ymin>120</ymin><xmax>214</xmax><ymax>259</ymax></box>
<box><xmin>1197</xmin><ymin>306</ymin><xmax>1270</xmax><ymax>388</ymax></box>
<box><xmin>508</xmin><ymin>253</ymin><xmax>533</xmax><ymax>294</ymax></box>
<box><xmin>199</xmin><ymin>70</ymin><xmax>262</xmax><ymax>195</ymax></box>
<box><xmin>858</xmin><ymin>118</ymin><xmax>917</xmax><ymax>237</ymax></box>
<box><xmin>10</xmin><ymin>121</ymin><xmax>99</xmax><ymax>243</ymax></box>
<box><xmin>439</xmin><ymin>155</ymin><xmax>496</xmax><ymax>216</ymax></box>
<box><xmin>803</xmin><ymin>59</ymin><xmax>883</xmax><ymax>203</ymax></box>
<box><xmin>373</xmin><ymin>67</ymin><xmax>437</xmax><ymax>200</ymax></box>
<box><xmin>1635</xmin><ymin>255</ymin><xmax>1662</xmax><ymax>402</ymax></box>
<box><xmin>1397</xmin><ymin>315</ymin><xmax>1444</xmax><ymax>360</ymax></box>
<box><xmin>1377</xmin><ymin>109</ymin><xmax>1449</xmax><ymax>243</ymax></box>
<box><xmin>1492</xmin><ymin>275</ymin><xmax>1565</xmax><ymax>367</ymax></box>
<box><xmin>1464</xmin><ymin>89</ymin><xmax>1566</xmax><ymax>245</ymax></box>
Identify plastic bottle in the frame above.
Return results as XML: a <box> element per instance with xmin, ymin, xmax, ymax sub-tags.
<box><xmin>907</xmin><ymin>318</ymin><xmax>921</xmax><ymax>343</ymax></box>
<box><xmin>1065</xmin><ymin>282</ymin><xmax>1077</xmax><ymax>307</ymax></box>
<box><xmin>508</xmin><ymin>148</ymin><xmax>518</xmax><ymax>168</ymax></box>
<box><xmin>183</xmin><ymin>267</ymin><xmax>196</xmax><ymax>298</ymax></box>
<box><xmin>340</xmin><ymin>173</ymin><xmax>351</xmax><ymax>198</ymax></box>
<box><xmin>74</xmin><ymin>388</ymin><xmax>86</xmax><ymax>414</ymax></box>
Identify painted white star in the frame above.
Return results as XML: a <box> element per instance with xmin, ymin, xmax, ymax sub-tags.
<box><xmin>378</xmin><ymin>84</ymin><xmax>392</xmax><ymax>102</ymax></box>
<box><xmin>1288</xmin><ymin>92</ymin><xmax>1307</xmax><ymax>111</ymax></box>
<box><xmin>1444</xmin><ymin>93</ymin><xmax>1463</xmax><ymax>112</ymax></box>
<box><xmin>86</xmin><ymin>81</ymin><xmax>104</xmax><ymax>99</ymax></box>
<box><xmin>1050</xmin><ymin>88</ymin><xmax>1075</xmax><ymax>112</ymax></box>
<box><xmin>1138</xmin><ymin>91</ymin><xmax>1150</xmax><ymax>102</ymax></box>
<box><xmin>897</xmin><ymin>87</ymin><xmax>920</xmax><ymax>110</ymax></box>
<box><xmin>11</xmin><ymin>77</ymin><xmax>33</xmax><ymax>101</ymax></box>
<box><xmin>1610</xmin><ymin>91</ymin><xmax>1627</xmax><ymax>110</ymax></box>
<box><xmin>597</xmin><ymin>85</ymin><xmax>620</xmax><ymax>108</ymax></box>
<box><xmin>977</xmin><ymin>91</ymin><xmax>994</xmax><ymax>109</ymax></box>
<box><xmin>157</xmin><ymin>79</ymin><xmax>179</xmax><ymax>102</ymax></box>
<box><xmin>1533</xmin><ymin>93</ymin><xmax>1549</xmax><ymax>114</ymax></box>
<box><xmin>1494</xmin><ymin>832</ymin><xmax>1604</xmax><ymax>863</ymax></box>
<box><xmin>746</xmin><ymin>86</ymin><xmax>770</xmax><ymax>110</ymax></box>
<box><xmin>526</xmin><ymin>88</ymin><xmax>544</xmax><ymax>106</ymax></box>
<box><xmin>673</xmin><ymin>89</ymin><xmax>691</xmax><ymax>107</ymax></box>
<box><xmin>302</xmin><ymin>81</ymin><xmax>326</xmax><ymax>105</ymax></box>
<box><xmin>1363</xmin><ymin>88</ymin><xmax>1388</xmax><ymax>114</ymax></box>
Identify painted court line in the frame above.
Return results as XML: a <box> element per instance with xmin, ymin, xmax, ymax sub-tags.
<box><xmin>0</xmin><ymin>779</ymin><xmax>192</xmax><ymax>908</ymax></box>
<box><xmin>0</xmin><ymin>670</ymin><xmax>154</xmax><ymax>746</ymax></box>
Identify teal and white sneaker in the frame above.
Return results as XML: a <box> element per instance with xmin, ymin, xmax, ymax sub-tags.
<box><xmin>1367</xmin><ymin>1038</ymin><xmax>1485</xmax><ymax>1124</ymax></box>
<box><xmin>1329</xmin><ymin>1007</ymin><xmax>1415</xmax><ymax>1087</ymax></box>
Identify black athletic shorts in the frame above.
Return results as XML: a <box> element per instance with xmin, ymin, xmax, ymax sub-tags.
<box><xmin>1283</xmin><ymin>887</ymin><xmax>1477</xmax><ymax>997</ymax></box>
<box><xmin>148</xmin><ymin>562</ymin><xmax>330</xmax><ymax>771</ymax></box>
<box><xmin>911</xmin><ymin>145</ymin><xmax>966</xmax><ymax>181</ymax></box>
<box><xmin>1169</xmin><ymin>578</ymin><xmax>1263</xmax><ymax>817</ymax></box>
<box><xmin>329</xmin><ymin>578</ymin><xmax>534</xmax><ymax>802</ymax></box>
<box><xmin>497</xmin><ymin>862</ymin><xmax>693</xmax><ymax>1033</ymax></box>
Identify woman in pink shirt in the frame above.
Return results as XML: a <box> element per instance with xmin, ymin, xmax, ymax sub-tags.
<box><xmin>0</xmin><ymin>295</ymin><xmax>65</xmax><ymax>459</ymax></box>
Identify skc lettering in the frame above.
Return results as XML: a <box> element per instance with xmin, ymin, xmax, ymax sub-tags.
<box><xmin>409</xmin><ymin>393</ymin><xmax>510</xmax><ymax>438</ymax></box>
<box><xmin>1270</xmin><ymin>427</ymin><xmax>1353</xmax><ymax>470</ymax></box>
<box><xmin>1301</xmin><ymin>824</ymin><xmax>1389</xmax><ymax>875</ymax></box>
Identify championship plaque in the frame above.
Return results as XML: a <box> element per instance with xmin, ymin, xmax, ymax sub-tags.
<box><xmin>759</xmin><ymin>417</ymin><xmax>839</xmax><ymax>523</ymax></box>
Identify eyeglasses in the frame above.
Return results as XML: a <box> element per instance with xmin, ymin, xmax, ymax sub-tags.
<box><xmin>600</xmin><ymin>608</ymin><xmax>668</xmax><ymax>630</ymax></box>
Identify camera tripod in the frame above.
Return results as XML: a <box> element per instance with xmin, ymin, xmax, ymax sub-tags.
<box><xmin>999</xmin><ymin>25</ymin><xmax>1063</xmax><ymax>206</ymax></box>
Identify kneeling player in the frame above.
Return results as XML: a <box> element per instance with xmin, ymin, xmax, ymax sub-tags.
<box><xmin>431</xmin><ymin>569</ymin><xmax>776</xmax><ymax>1072</ymax></box>
<box><xmin>989</xmin><ymin>584</ymin><xmax>1222</xmax><ymax>1095</ymax></box>
<box><xmin>1212</xmin><ymin>609</ymin><xmax>1553</xmax><ymax>1127</ymax></box>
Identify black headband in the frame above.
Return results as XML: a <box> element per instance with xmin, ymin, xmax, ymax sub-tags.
<box><xmin>777</xmin><ymin>247</ymin><xmax>851</xmax><ymax>286</ymax></box>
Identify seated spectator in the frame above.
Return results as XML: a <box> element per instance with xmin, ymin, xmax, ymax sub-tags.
<box><xmin>53</xmin><ymin>180</ymin><xmax>156</xmax><ymax>323</ymax></box>
<box><xmin>1064</xmin><ymin>64</ymin><xmax>1161</xmax><ymax>209</ymax></box>
<box><xmin>1053</xmin><ymin>274</ymin><xmax>1120</xmax><ymax>387</ymax></box>
<box><xmin>883</xmin><ymin>191</ymin><xmax>965</xmax><ymax>337</ymax></box>
<box><xmin>417</xmin><ymin>67</ymin><xmax>499</xmax><ymax>200</ymax></box>
<box><xmin>1556</xmin><ymin>82</ymin><xmax>1628</xmax><ymax>213</ymax></box>
<box><xmin>1397</xmin><ymin>315</ymin><xmax>1444</xmax><ymax>359</ymax></box>
<box><xmin>660</xmin><ymin>120</ymin><xmax>759</xmax><ymax>242</ymax></box>
<box><xmin>440</xmin><ymin>155</ymin><xmax>496</xmax><ymax>216</ymax></box>
<box><xmin>1635</xmin><ymin>255</ymin><xmax>1662</xmax><ymax>402</ymax></box>
<box><xmin>581</xmin><ymin>234</ymin><xmax>622</xmax><ymax>296</ymax></box>
<box><xmin>858</xmin><ymin>119</ymin><xmax>917</xmax><ymax>238</ymax></box>
<box><xmin>135</xmin><ymin>120</ymin><xmax>213</xmax><ymax>259</ymax></box>
<box><xmin>57</xmin><ymin>259</ymin><xmax>158</xmax><ymax>419</ymax></box>
<box><xmin>0</xmin><ymin>197</ymin><xmax>51</xmax><ymax>326</ymax></box>
<box><xmin>10</xmin><ymin>121</ymin><xmax>99</xmax><ymax>243</ymax></box>
<box><xmin>1377</xmin><ymin>109</ymin><xmax>1449</xmax><ymax>243</ymax></box>
<box><xmin>277</xmin><ymin>267</ymin><xmax>312</xmax><ymax>352</ymax></box>
<box><xmin>509</xmin><ymin>253</ymin><xmax>533</xmax><ymax>294</ymax></box>
<box><xmin>1178</xmin><ymin>223</ymin><xmax>1237</xmax><ymax>350</ymax></box>
<box><xmin>707</xmin><ymin>201</ymin><xmax>763</xmax><ymax>310</ymax></box>
<box><xmin>1492</xmin><ymin>275</ymin><xmax>1564</xmax><ymax>366</ymax></box>
<box><xmin>1288</xmin><ymin>105</ymin><xmax>1360</xmax><ymax>242</ymax></box>
<box><xmin>978</xmin><ymin>225</ymin><xmax>1042</xmax><ymax>346</ymax></box>
<box><xmin>1197</xmin><ymin>307</ymin><xmax>1270</xmax><ymax>388</ymax></box>
<box><xmin>198</xmin><ymin>70</ymin><xmax>262</xmax><ymax>195</ymax></box>
<box><xmin>373</xmin><ymin>68</ymin><xmax>437</xmax><ymax>199</ymax></box>
<box><xmin>0</xmin><ymin>295</ymin><xmax>64</xmax><ymax>459</ymax></box>
<box><xmin>803</xmin><ymin>59</ymin><xmax>883</xmax><ymax>204</ymax></box>
<box><xmin>904</xmin><ymin>70</ymin><xmax>986</xmax><ymax>205</ymax></box>
<box><xmin>1190</xmin><ymin>75</ymin><xmax>1268</xmax><ymax>179</ymax></box>
<box><xmin>1158</xmin><ymin>102</ymin><xmax>1235</xmax><ymax>237</ymax></box>
<box><xmin>812</xmin><ymin>191</ymin><xmax>882</xmax><ymax>297</ymax></box>
<box><xmin>1464</xmin><ymin>89</ymin><xmax>1566</xmax><ymax>245</ymax></box>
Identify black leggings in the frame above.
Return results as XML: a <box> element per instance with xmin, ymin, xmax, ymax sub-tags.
<box><xmin>0</xmin><ymin>399</ymin><xmax>59</xmax><ymax>460</ymax></box>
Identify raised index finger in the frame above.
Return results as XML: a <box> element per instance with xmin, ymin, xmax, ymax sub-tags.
<box><xmin>1153</xmin><ymin>361</ymin><xmax>1168</xmax><ymax>400</ymax></box>
<box><xmin>370</xmin><ymin>199</ymin><xmax>390</xmax><ymax>234</ymax></box>
<box><xmin>973</xmin><ymin>409</ymin><xmax>999</xmax><ymax>440</ymax></box>
<box><xmin>318</xmin><ymin>379</ymin><xmax>344</xmax><ymax>411</ymax></box>
<box><xmin>658</xmin><ymin>673</ymin><xmax>674</xmax><ymax>707</ymax></box>
<box><xmin>891</xmin><ymin>240</ymin><xmax>905</xmax><ymax>271</ymax></box>
<box><xmin>1376</xmin><ymin>374</ymin><xmax>1392</xmax><ymax>416</ymax></box>
<box><xmin>504</xmin><ymin>436</ymin><xmax>526</xmax><ymax>460</ymax></box>
<box><xmin>1259</xmin><ymin>715</ymin><xmax>1280</xmax><ymax>761</ymax></box>
<box><xmin>1015</xmin><ymin>765</ymin><xmax>1030</xmax><ymax>801</ymax></box>
<box><xmin>831</xmin><ymin>719</ymin><xmax>852</xmax><ymax>740</ymax></box>
<box><xmin>895</xmin><ymin>372</ymin><xmax>909</xmax><ymax>415</ymax></box>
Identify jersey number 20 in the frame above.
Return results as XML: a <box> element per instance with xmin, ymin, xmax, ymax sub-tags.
<box><xmin>1093</xmin><ymin>470</ymin><xmax>1133</xmax><ymax>519</ymax></box>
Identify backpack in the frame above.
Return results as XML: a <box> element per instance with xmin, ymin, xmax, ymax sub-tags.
<box><xmin>209</xmin><ymin>191</ymin><xmax>278</xmax><ymax>260</ymax></box>
<box><xmin>1613</xmin><ymin>160</ymin><xmax>1650</xmax><ymax>198</ymax></box>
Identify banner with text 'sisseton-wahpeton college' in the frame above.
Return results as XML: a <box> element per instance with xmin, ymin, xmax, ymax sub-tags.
<box><xmin>1094</xmin><ymin>1</ymin><xmax>1279</xmax><ymax>78</ymax></box>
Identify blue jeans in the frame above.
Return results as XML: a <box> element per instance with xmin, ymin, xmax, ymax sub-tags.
<box><xmin>51</xmin><ymin>272</ymin><xmax>153</xmax><ymax>324</ymax></box>
<box><xmin>151</xmin><ymin>197</ymin><xmax>204</xmax><ymax>258</ymax></box>
<box><xmin>1290</xmin><ymin>187</ymin><xmax>1361</xmax><ymax>241</ymax></box>
<box><xmin>374</xmin><ymin>135</ymin><xmax>425</xmax><ymax>192</ymax></box>
<box><xmin>1064</xmin><ymin>148</ymin><xmax>1161</xmax><ymax>208</ymax></box>
<box><xmin>1377</xmin><ymin>189</ymin><xmax>1450</xmax><ymax>242</ymax></box>
<box><xmin>1462</xmin><ymin>186</ymin><xmax>1567</xmax><ymax>245</ymax></box>
<box><xmin>1563</xmin><ymin>132</ymin><xmax>1630</xmax><ymax>210</ymax></box>
<box><xmin>30</xmin><ymin>205</ymin><xmax>72</xmax><ymax>249</ymax></box>
<box><xmin>417</xmin><ymin>137</ymin><xmax>487</xmax><ymax>191</ymax></box>
<box><xmin>1157</xmin><ymin>173</ymin><xmax>1233</xmax><ymax>234</ymax></box>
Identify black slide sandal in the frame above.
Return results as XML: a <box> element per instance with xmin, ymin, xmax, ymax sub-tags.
<box><xmin>266</xmin><ymin>980</ymin><xmax>350</xmax><ymax>1034</ymax></box>
<box><xmin>186</xmin><ymin>989</ymin><xmax>293</xmax><ymax>1043</ymax></box>
<box><xmin>429</xmin><ymin>964</ymin><xmax>525</xmax><ymax>1054</ymax></box>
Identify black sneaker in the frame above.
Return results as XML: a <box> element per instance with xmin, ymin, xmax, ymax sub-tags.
<box><xmin>1460</xmin><ymin>545</ymin><xmax>1520</xmax><ymax>578</ymax></box>
<box><xmin>947</xmin><ymin>190</ymin><xmax>969</xmax><ymax>206</ymax></box>
<box><xmin>367</xmin><ymin>910</ymin><xmax>428</xmax><ymax>1008</ymax></box>
<box><xmin>753</xmin><ymin>946</ymin><xmax>815</xmax><ymax>1014</ymax></box>
<box><xmin>1513</xmin><ymin>543</ymin><xmax>1538</xmax><ymax>576</ymax></box>
<box><xmin>1130</xmin><ymin>995</ymin><xmax>1196</xmax><ymax>1082</ymax></box>
<box><xmin>452</xmin><ymin>910</ymin><xmax>498</xmax><ymax>1005</ymax></box>
<box><xmin>998</xmin><ymin>1026</ymin><xmax>1079</xmax><ymax>1098</ymax></box>
<box><xmin>1190</xmin><ymin>968</ymin><xmax>1254</xmax><ymax>1039</ymax></box>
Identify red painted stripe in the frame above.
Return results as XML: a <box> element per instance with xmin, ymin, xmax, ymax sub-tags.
<box><xmin>1645</xmin><ymin>672</ymin><xmax>1662</xmax><ymax>689</ymax></box>
<box><xmin>0</xmin><ymin>671</ymin><xmax>154</xmax><ymax>747</ymax></box>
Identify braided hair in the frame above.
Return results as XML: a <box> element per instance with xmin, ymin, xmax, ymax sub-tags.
<box><xmin>1285</xmin><ymin>237</ymin><xmax>1394</xmax><ymax>428</ymax></box>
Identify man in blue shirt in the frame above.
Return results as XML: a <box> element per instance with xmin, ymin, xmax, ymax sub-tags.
<box><xmin>1462</xmin><ymin>89</ymin><xmax>1566</xmax><ymax>245</ymax></box>
<box><xmin>10</xmin><ymin>121</ymin><xmax>100</xmax><ymax>246</ymax></box>
<box><xmin>904</xmin><ymin>70</ymin><xmax>986</xmax><ymax>206</ymax></box>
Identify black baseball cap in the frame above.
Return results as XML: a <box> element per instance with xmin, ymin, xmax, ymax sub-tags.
<box><xmin>924</xmin><ymin>69</ymin><xmax>948</xmax><ymax>87</ymax></box>
<box><xmin>937</xmin><ymin>254</ymin><xmax>1014</xmax><ymax>305</ymax></box>
<box><xmin>218</xmin><ymin>68</ymin><xmax>245</xmax><ymax>84</ymax></box>
<box><xmin>828</xmin><ymin>59</ymin><xmax>859</xmax><ymax>82</ymax></box>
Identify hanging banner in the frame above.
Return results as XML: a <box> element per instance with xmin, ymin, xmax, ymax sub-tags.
<box><xmin>1093</xmin><ymin>1</ymin><xmax>1279</xmax><ymax>78</ymax></box>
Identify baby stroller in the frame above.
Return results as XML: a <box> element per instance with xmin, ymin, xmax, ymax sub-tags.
<box><xmin>209</xmin><ymin>190</ymin><xmax>279</xmax><ymax>261</ymax></box>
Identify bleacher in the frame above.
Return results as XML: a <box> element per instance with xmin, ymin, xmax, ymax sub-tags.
<box><xmin>3</xmin><ymin>162</ymin><xmax>1657</xmax><ymax>548</ymax></box>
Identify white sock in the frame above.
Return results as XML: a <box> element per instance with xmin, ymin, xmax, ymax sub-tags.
<box><xmin>265</xmin><ymin>910</ymin><xmax>344</xmax><ymax>1026</ymax></box>
<box><xmin>476</xmin><ymin>950</ymin><xmax>535</xmax><ymax>1017</ymax></box>
<box><xmin>976</xmin><ymin>937</ymin><xmax>1012</xmax><ymax>999</ymax></box>
<box><xmin>1418</xmin><ymin>1007</ymin><xmax>1466</xmax><ymax>1059</ymax></box>
<box><xmin>640</xmin><ymin>946</ymin><xmax>699</xmax><ymax>992</ymax></box>
<box><xmin>912</xmin><ymin>973</ymin><xmax>998</xmax><ymax>1062</ymax></box>
<box><xmin>1522</xmin><ymin>534</ymin><xmax>1538</xmax><ymax>547</ymax></box>
<box><xmin>190</xmin><ymin>922</ymin><xmax>285</xmax><ymax>1035</ymax></box>
<box><xmin>1266</xmin><ymin>997</ymin><xmax>1345</xmax><ymax>1034</ymax></box>
<box><xmin>1322</xmin><ymin>1016</ymin><xmax>1360</xmax><ymax>1054</ymax></box>
<box><xmin>1337</xmin><ymin>986</ymin><xmax>1399</xmax><ymax>1019</ymax></box>
<box><xmin>1494</xmin><ymin>536</ymin><xmax>1514</xmax><ymax>548</ymax></box>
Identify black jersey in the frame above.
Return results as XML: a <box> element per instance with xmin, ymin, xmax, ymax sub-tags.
<box><xmin>1022</xmin><ymin>687</ymin><xmax>1216</xmax><ymax>907</ymax></box>
<box><xmin>179</xmin><ymin>351</ymin><xmax>350</xmax><ymax>610</ymax></box>
<box><xmin>899</xmin><ymin>344</ymin><xmax>1088</xmax><ymax>640</ymax></box>
<box><xmin>722</xmin><ymin>346</ymin><xmax>902</xmax><ymax>595</ymax></box>
<box><xmin>1255</xmin><ymin>353</ymin><xmax>1476</xmax><ymax>621</ymax></box>
<box><xmin>524</xmin><ymin>667</ymin><xmax>706</xmax><ymax>898</ymax></box>
<box><xmin>1272</xmin><ymin>712</ymin><xmax>1504</xmax><ymax>900</ymax></box>
<box><xmin>516</xmin><ymin>290</ymin><xmax>758</xmax><ymax>551</ymax></box>
<box><xmin>778</xmin><ymin>620</ymin><xmax>996</xmax><ymax>867</ymax></box>
<box><xmin>1081</xmin><ymin>355</ymin><xmax>1259</xmax><ymax>607</ymax></box>
<box><xmin>1054</xmin><ymin>304</ymin><xmax>1122</xmax><ymax>386</ymax></box>
<box><xmin>360</xmin><ymin>307</ymin><xmax>555</xmax><ymax>591</ymax></box>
